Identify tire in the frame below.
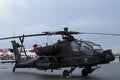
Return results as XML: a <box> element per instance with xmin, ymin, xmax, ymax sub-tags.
<box><xmin>63</xmin><ymin>70</ymin><xmax>69</xmax><ymax>78</ymax></box>
<box><xmin>82</xmin><ymin>69</ymin><xmax>88</xmax><ymax>77</ymax></box>
<box><xmin>12</xmin><ymin>67</ymin><xmax>16</xmax><ymax>72</ymax></box>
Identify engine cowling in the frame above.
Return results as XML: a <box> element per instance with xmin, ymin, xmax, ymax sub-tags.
<box><xmin>36</xmin><ymin>45</ymin><xmax>61</xmax><ymax>56</ymax></box>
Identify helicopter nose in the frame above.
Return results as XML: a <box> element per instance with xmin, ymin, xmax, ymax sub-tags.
<box><xmin>103</xmin><ymin>49</ymin><xmax>115</xmax><ymax>62</ymax></box>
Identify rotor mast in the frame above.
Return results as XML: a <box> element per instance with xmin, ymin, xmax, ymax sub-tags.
<box><xmin>61</xmin><ymin>27</ymin><xmax>75</xmax><ymax>41</ymax></box>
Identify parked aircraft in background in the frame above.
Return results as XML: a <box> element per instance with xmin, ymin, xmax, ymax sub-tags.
<box><xmin>0</xmin><ymin>48</ymin><xmax>36</xmax><ymax>63</ymax></box>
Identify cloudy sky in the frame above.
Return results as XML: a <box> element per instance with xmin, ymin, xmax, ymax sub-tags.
<box><xmin>0</xmin><ymin>0</ymin><xmax>120</xmax><ymax>53</ymax></box>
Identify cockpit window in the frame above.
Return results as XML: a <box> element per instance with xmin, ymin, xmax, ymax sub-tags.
<box><xmin>71</xmin><ymin>41</ymin><xmax>79</xmax><ymax>52</ymax></box>
<box><xmin>84</xmin><ymin>41</ymin><xmax>102</xmax><ymax>50</ymax></box>
<box><xmin>71</xmin><ymin>41</ymin><xmax>93</xmax><ymax>55</ymax></box>
<box><xmin>81</xmin><ymin>42</ymin><xmax>93</xmax><ymax>55</ymax></box>
<box><xmin>71</xmin><ymin>40</ymin><xmax>102</xmax><ymax>55</ymax></box>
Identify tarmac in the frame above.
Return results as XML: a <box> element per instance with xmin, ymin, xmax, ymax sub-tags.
<box><xmin>0</xmin><ymin>62</ymin><xmax>120</xmax><ymax>80</ymax></box>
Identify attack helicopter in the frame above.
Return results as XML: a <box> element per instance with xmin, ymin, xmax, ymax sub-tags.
<box><xmin>0</xmin><ymin>28</ymin><xmax>117</xmax><ymax>77</ymax></box>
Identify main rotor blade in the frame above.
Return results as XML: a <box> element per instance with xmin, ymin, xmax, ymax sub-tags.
<box><xmin>79</xmin><ymin>32</ymin><xmax>120</xmax><ymax>36</ymax></box>
<box><xmin>0</xmin><ymin>33</ymin><xmax>47</xmax><ymax>40</ymax></box>
<box><xmin>0</xmin><ymin>31</ymin><xmax>120</xmax><ymax>40</ymax></box>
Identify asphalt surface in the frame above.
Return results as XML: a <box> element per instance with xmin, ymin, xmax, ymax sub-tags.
<box><xmin>0</xmin><ymin>63</ymin><xmax>120</xmax><ymax>80</ymax></box>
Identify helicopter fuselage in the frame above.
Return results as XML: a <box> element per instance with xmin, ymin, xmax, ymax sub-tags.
<box><xmin>30</xmin><ymin>39</ymin><xmax>115</xmax><ymax>69</ymax></box>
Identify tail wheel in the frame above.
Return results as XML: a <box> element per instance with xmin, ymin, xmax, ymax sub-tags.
<box><xmin>63</xmin><ymin>70</ymin><xmax>69</xmax><ymax>78</ymax></box>
<box><xmin>12</xmin><ymin>67</ymin><xmax>16</xmax><ymax>72</ymax></box>
<box><xmin>82</xmin><ymin>69</ymin><xmax>88</xmax><ymax>77</ymax></box>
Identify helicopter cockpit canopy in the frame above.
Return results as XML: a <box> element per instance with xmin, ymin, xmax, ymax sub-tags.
<box><xmin>84</xmin><ymin>41</ymin><xmax>103</xmax><ymax>50</ymax></box>
<box><xmin>71</xmin><ymin>40</ymin><xmax>103</xmax><ymax>55</ymax></box>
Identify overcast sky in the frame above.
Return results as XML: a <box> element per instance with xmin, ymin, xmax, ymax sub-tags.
<box><xmin>0</xmin><ymin>0</ymin><xmax>120</xmax><ymax>53</ymax></box>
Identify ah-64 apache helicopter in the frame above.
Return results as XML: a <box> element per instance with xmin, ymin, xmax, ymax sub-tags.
<box><xmin>0</xmin><ymin>28</ymin><xmax>117</xmax><ymax>77</ymax></box>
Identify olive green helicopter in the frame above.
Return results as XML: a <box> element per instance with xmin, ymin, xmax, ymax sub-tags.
<box><xmin>0</xmin><ymin>27</ymin><xmax>118</xmax><ymax>77</ymax></box>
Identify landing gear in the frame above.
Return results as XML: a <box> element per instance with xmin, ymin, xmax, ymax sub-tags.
<box><xmin>13</xmin><ymin>64</ymin><xmax>17</xmax><ymax>72</ymax></box>
<box><xmin>63</xmin><ymin>70</ymin><xmax>69</xmax><ymax>78</ymax></box>
<box><xmin>12</xmin><ymin>67</ymin><xmax>16</xmax><ymax>72</ymax></box>
<box><xmin>81</xmin><ymin>66</ymin><xmax>101</xmax><ymax>77</ymax></box>
<box><xmin>62</xmin><ymin>66</ymin><xmax>76</xmax><ymax>78</ymax></box>
<box><xmin>82</xmin><ymin>69</ymin><xmax>89</xmax><ymax>77</ymax></box>
<box><xmin>82</xmin><ymin>68</ymin><xmax>93</xmax><ymax>77</ymax></box>
<box><xmin>62</xmin><ymin>66</ymin><xmax>101</xmax><ymax>77</ymax></box>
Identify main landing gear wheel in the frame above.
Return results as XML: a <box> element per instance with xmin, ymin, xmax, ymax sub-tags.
<box><xmin>63</xmin><ymin>70</ymin><xmax>70</xmax><ymax>78</ymax></box>
<box><xmin>82</xmin><ymin>69</ymin><xmax>89</xmax><ymax>77</ymax></box>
